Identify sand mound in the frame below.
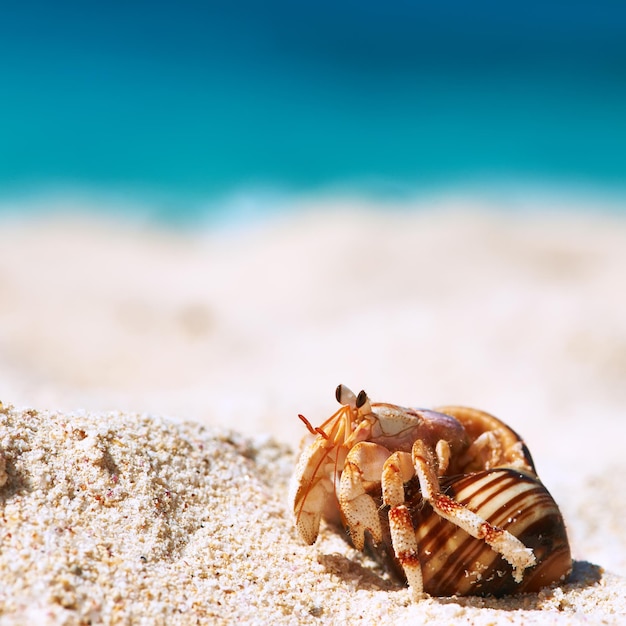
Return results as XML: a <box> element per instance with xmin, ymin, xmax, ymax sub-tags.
<box><xmin>0</xmin><ymin>404</ymin><xmax>623</xmax><ymax>625</ymax></box>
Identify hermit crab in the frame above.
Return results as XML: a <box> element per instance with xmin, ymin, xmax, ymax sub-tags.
<box><xmin>290</xmin><ymin>385</ymin><xmax>572</xmax><ymax>598</ymax></box>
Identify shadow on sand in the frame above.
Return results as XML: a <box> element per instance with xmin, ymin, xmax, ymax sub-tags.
<box><xmin>319</xmin><ymin>553</ymin><xmax>603</xmax><ymax>609</ymax></box>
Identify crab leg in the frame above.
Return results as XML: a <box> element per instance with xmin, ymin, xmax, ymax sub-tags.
<box><xmin>381</xmin><ymin>451</ymin><xmax>425</xmax><ymax>599</ymax></box>
<box><xmin>338</xmin><ymin>442</ymin><xmax>389</xmax><ymax>550</ymax></box>
<box><xmin>412</xmin><ymin>439</ymin><xmax>536</xmax><ymax>582</ymax></box>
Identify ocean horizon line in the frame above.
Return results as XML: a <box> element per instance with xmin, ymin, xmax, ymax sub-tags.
<box><xmin>1</xmin><ymin>176</ymin><xmax>625</xmax><ymax>230</ymax></box>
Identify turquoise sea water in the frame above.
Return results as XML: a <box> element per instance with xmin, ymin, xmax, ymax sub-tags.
<box><xmin>1</xmin><ymin>1</ymin><xmax>625</xmax><ymax>222</ymax></box>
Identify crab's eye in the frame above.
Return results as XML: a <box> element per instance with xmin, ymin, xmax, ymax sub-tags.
<box><xmin>356</xmin><ymin>390</ymin><xmax>368</xmax><ymax>409</ymax></box>
<box><xmin>336</xmin><ymin>384</ymin><xmax>357</xmax><ymax>406</ymax></box>
<box><xmin>335</xmin><ymin>385</ymin><xmax>343</xmax><ymax>403</ymax></box>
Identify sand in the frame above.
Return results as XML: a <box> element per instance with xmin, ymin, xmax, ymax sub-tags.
<box><xmin>0</xmin><ymin>196</ymin><xmax>625</xmax><ymax>624</ymax></box>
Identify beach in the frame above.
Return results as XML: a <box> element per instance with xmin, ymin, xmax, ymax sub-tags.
<box><xmin>0</xmin><ymin>197</ymin><xmax>625</xmax><ymax>623</ymax></box>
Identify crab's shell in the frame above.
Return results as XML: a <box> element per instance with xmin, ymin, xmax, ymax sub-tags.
<box><xmin>347</xmin><ymin>404</ymin><xmax>571</xmax><ymax>596</ymax></box>
<box><xmin>365</xmin><ymin>467</ymin><xmax>572</xmax><ymax>596</ymax></box>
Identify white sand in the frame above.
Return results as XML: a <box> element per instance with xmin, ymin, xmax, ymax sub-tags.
<box><xmin>0</xmin><ymin>197</ymin><xmax>625</xmax><ymax>623</ymax></box>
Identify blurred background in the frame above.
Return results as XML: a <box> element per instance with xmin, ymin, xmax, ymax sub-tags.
<box><xmin>1</xmin><ymin>0</ymin><xmax>625</xmax><ymax>218</ymax></box>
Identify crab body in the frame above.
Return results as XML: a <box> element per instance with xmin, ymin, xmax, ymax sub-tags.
<box><xmin>290</xmin><ymin>385</ymin><xmax>572</xmax><ymax>598</ymax></box>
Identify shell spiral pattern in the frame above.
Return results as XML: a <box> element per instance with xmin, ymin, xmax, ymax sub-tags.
<box><xmin>367</xmin><ymin>468</ymin><xmax>572</xmax><ymax>596</ymax></box>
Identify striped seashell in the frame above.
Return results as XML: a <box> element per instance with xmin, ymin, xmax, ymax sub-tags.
<box><xmin>365</xmin><ymin>467</ymin><xmax>572</xmax><ymax>597</ymax></box>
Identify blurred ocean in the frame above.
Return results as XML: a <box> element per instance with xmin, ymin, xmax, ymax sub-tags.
<box><xmin>1</xmin><ymin>1</ymin><xmax>625</xmax><ymax>222</ymax></box>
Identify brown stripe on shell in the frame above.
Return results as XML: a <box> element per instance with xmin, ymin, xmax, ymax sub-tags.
<box><xmin>414</xmin><ymin>472</ymin><xmax>524</xmax><ymax>590</ymax></box>
<box><xmin>365</xmin><ymin>468</ymin><xmax>572</xmax><ymax>597</ymax></box>
<box><xmin>453</xmin><ymin>471</ymin><xmax>524</xmax><ymax>520</ymax></box>
<box><xmin>423</xmin><ymin>472</ymin><xmax>547</xmax><ymax>595</ymax></box>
